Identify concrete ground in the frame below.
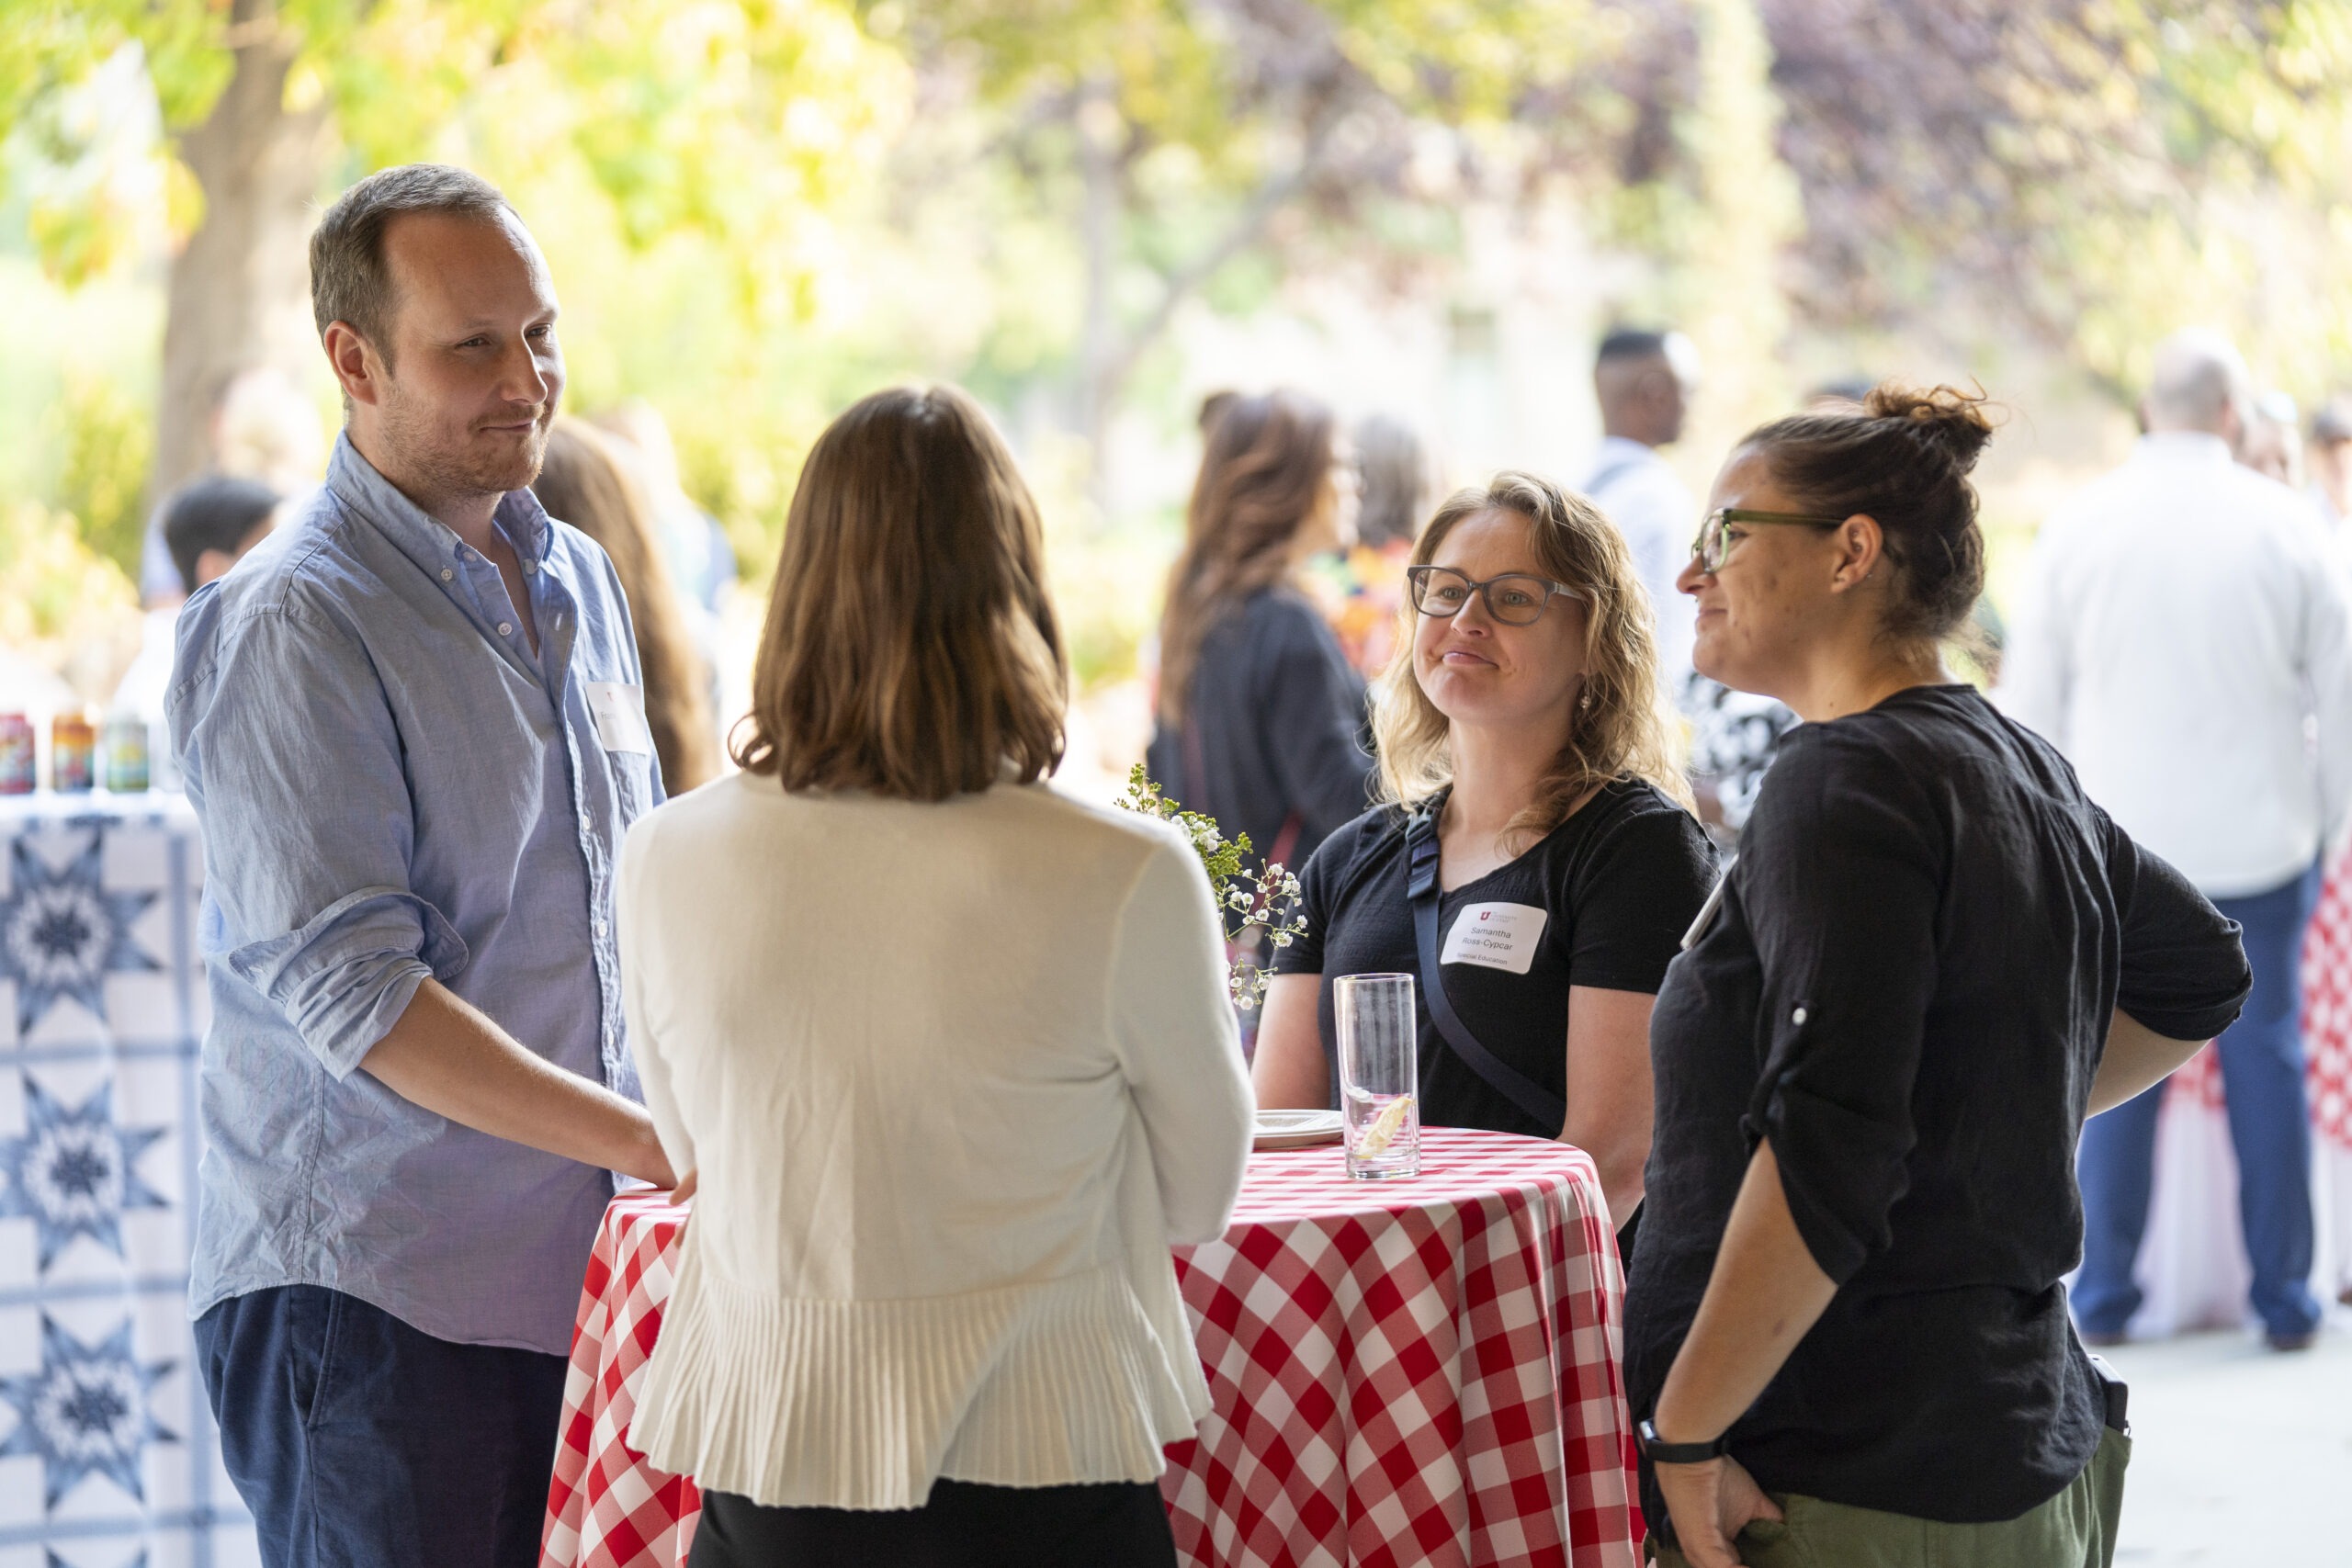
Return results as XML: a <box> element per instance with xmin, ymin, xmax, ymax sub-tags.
<box><xmin>2098</xmin><ymin>1318</ymin><xmax>2352</xmax><ymax>1565</ymax></box>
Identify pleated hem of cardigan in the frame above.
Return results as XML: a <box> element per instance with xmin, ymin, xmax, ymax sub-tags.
<box><xmin>628</xmin><ymin>1236</ymin><xmax>1207</xmax><ymax>1510</ymax></box>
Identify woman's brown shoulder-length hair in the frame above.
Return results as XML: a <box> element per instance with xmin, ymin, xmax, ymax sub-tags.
<box><xmin>731</xmin><ymin>384</ymin><xmax>1068</xmax><ymax>800</ymax></box>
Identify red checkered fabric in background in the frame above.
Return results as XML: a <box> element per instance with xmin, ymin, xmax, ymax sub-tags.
<box><xmin>541</xmin><ymin>1129</ymin><xmax>1639</xmax><ymax>1568</ymax></box>
<box><xmin>2301</xmin><ymin>842</ymin><xmax>2352</xmax><ymax>1150</ymax></box>
<box><xmin>2165</xmin><ymin>842</ymin><xmax>2352</xmax><ymax>1143</ymax></box>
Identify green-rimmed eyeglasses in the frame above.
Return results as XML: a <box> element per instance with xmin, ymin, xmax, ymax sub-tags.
<box><xmin>1689</xmin><ymin>507</ymin><xmax>1849</xmax><ymax>574</ymax></box>
<box><xmin>1406</xmin><ymin>565</ymin><xmax>1587</xmax><ymax>626</ymax></box>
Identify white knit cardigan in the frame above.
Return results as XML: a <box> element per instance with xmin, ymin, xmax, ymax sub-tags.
<box><xmin>615</xmin><ymin>773</ymin><xmax>1256</xmax><ymax>1508</ymax></box>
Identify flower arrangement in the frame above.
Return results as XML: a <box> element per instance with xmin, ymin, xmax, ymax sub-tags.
<box><xmin>1114</xmin><ymin>764</ymin><xmax>1307</xmax><ymax>1010</ymax></box>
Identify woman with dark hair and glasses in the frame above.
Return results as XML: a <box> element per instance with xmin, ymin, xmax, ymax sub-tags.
<box><xmin>1629</xmin><ymin>385</ymin><xmax>2250</xmax><ymax>1568</ymax></box>
<box><xmin>1252</xmin><ymin>472</ymin><xmax>1715</xmax><ymax>1242</ymax></box>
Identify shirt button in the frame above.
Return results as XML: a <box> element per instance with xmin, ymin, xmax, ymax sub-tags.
<box><xmin>595</xmin><ymin>918</ymin><xmax>609</xmax><ymax>937</ymax></box>
<box><xmin>525</xmin><ymin>560</ymin><xmax>539</xmax><ymax>574</ymax></box>
<box><xmin>498</xmin><ymin>622</ymin><xmax>514</xmax><ymax>637</ymax></box>
<box><xmin>1792</xmin><ymin>1006</ymin><xmax>1809</xmax><ymax>1026</ymax></box>
<box><xmin>440</xmin><ymin>568</ymin><xmax>454</xmax><ymax>581</ymax></box>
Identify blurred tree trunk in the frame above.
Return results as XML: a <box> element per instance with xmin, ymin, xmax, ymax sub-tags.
<box><xmin>153</xmin><ymin>0</ymin><xmax>330</xmax><ymax>506</ymax></box>
<box><xmin>1070</xmin><ymin>88</ymin><xmax>1348</xmax><ymax>522</ymax></box>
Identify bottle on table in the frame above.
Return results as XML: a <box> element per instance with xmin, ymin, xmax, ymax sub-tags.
<box><xmin>100</xmin><ymin>713</ymin><xmax>151</xmax><ymax>793</ymax></box>
<box><xmin>0</xmin><ymin>714</ymin><xmax>33</xmax><ymax>795</ymax></box>
<box><xmin>51</xmin><ymin>711</ymin><xmax>95</xmax><ymax>793</ymax></box>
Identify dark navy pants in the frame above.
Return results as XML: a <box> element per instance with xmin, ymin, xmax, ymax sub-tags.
<box><xmin>2076</xmin><ymin>863</ymin><xmax>2324</xmax><ymax>1338</ymax></box>
<box><xmin>195</xmin><ymin>1284</ymin><xmax>571</xmax><ymax>1568</ymax></box>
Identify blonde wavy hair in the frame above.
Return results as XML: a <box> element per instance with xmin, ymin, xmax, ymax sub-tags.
<box><xmin>1373</xmin><ymin>470</ymin><xmax>1691</xmax><ymax>836</ymax></box>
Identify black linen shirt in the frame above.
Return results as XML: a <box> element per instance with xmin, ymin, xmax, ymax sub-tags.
<box><xmin>1626</xmin><ymin>685</ymin><xmax>2249</xmax><ymax>1529</ymax></box>
<box><xmin>1274</xmin><ymin>779</ymin><xmax>1716</xmax><ymax>1138</ymax></box>
<box><xmin>1146</xmin><ymin>588</ymin><xmax>1374</xmax><ymax>871</ymax></box>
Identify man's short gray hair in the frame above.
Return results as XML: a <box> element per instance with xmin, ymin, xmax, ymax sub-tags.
<box><xmin>310</xmin><ymin>164</ymin><xmax>514</xmax><ymax>358</ymax></box>
<box><xmin>2145</xmin><ymin>328</ymin><xmax>2252</xmax><ymax>434</ymax></box>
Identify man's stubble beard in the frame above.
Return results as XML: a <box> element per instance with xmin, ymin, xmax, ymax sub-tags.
<box><xmin>379</xmin><ymin>380</ymin><xmax>552</xmax><ymax>508</ymax></box>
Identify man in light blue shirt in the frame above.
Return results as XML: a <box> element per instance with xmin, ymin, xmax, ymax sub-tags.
<box><xmin>169</xmin><ymin>164</ymin><xmax>676</xmax><ymax>1568</ymax></box>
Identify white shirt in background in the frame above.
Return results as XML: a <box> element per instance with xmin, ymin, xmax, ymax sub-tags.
<box><xmin>1586</xmin><ymin>435</ymin><xmax>1698</xmax><ymax>693</ymax></box>
<box><xmin>2000</xmin><ymin>432</ymin><xmax>2352</xmax><ymax>898</ymax></box>
<box><xmin>616</xmin><ymin>773</ymin><xmax>1256</xmax><ymax>1508</ymax></box>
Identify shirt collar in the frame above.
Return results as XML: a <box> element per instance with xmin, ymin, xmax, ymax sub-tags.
<box><xmin>324</xmin><ymin>430</ymin><xmax>554</xmax><ymax>571</ymax></box>
<box><xmin>2132</xmin><ymin>431</ymin><xmax>2234</xmax><ymax>466</ymax></box>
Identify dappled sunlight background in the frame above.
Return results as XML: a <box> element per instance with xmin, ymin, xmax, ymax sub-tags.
<box><xmin>4</xmin><ymin>0</ymin><xmax>2349</xmax><ymax>790</ymax></box>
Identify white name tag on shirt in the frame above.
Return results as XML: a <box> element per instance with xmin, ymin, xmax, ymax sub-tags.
<box><xmin>584</xmin><ymin>682</ymin><xmax>653</xmax><ymax>755</ymax></box>
<box><xmin>1441</xmin><ymin>901</ymin><xmax>1549</xmax><ymax>975</ymax></box>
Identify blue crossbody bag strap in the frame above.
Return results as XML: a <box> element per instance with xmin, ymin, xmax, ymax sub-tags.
<box><xmin>1403</xmin><ymin>808</ymin><xmax>1568</xmax><ymax>1133</ymax></box>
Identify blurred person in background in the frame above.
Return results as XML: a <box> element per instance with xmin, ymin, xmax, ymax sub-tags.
<box><xmin>1804</xmin><ymin>377</ymin><xmax>1874</xmax><ymax>411</ymax></box>
<box><xmin>140</xmin><ymin>366</ymin><xmax>328</xmax><ymax>606</ymax></box>
<box><xmin>1634</xmin><ymin>383</ymin><xmax>2247</xmax><ymax>1568</ymax></box>
<box><xmin>1584</xmin><ymin>327</ymin><xmax>1702</xmax><ymax>694</ymax></box>
<box><xmin>173</xmin><ymin>164</ymin><xmax>676</xmax><ymax>1567</ymax></box>
<box><xmin>2240</xmin><ymin>390</ymin><xmax>2304</xmax><ymax>488</ymax></box>
<box><xmin>1148</xmin><ymin>389</ymin><xmax>1374</xmax><ymax>877</ymax></box>
<box><xmin>1317</xmin><ymin>412</ymin><xmax>1436</xmax><ymax>677</ymax></box>
<box><xmin>2308</xmin><ymin>397</ymin><xmax>2352</xmax><ymax>534</ymax></box>
<box><xmin>592</xmin><ymin>399</ymin><xmax>737</xmax><ymax>615</ymax></box>
<box><xmin>113</xmin><ymin>476</ymin><xmax>282</xmax><ymax>722</ymax></box>
<box><xmin>621</xmin><ymin>385</ymin><xmax>1252</xmax><ymax>1567</ymax></box>
<box><xmin>533</xmin><ymin>417</ymin><xmax>719</xmax><ymax>795</ymax></box>
<box><xmin>2003</xmin><ymin>328</ymin><xmax>2352</xmax><ymax>1353</ymax></box>
<box><xmin>1252</xmin><ymin>472</ymin><xmax>1713</xmax><ymax>1250</ymax></box>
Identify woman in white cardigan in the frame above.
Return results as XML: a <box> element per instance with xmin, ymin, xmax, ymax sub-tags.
<box><xmin>616</xmin><ymin>383</ymin><xmax>1257</xmax><ymax>1568</ymax></box>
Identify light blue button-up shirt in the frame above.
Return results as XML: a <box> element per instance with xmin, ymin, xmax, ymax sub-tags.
<box><xmin>170</xmin><ymin>434</ymin><xmax>663</xmax><ymax>1353</ymax></box>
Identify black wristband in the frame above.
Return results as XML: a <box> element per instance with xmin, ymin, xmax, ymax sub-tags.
<box><xmin>1639</xmin><ymin>1418</ymin><xmax>1730</xmax><ymax>1465</ymax></box>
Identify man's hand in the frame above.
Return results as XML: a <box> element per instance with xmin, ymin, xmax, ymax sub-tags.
<box><xmin>1655</xmin><ymin>1453</ymin><xmax>1781</xmax><ymax>1568</ymax></box>
<box><xmin>667</xmin><ymin>1168</ymin><xmax>697</xmax><ymax>1205</ymax></box>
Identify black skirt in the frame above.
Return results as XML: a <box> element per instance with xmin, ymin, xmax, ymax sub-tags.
<box><xmin>687</xmin><ymin>1477</ymin><xmax>1178</xmax><ymax>1568</ymax></box>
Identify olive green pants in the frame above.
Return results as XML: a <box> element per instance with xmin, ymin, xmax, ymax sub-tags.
<box><xmin>1650</xmin><ymin>1427</ymin><xmax>2129</xmax><ymax>1568</ymax></box>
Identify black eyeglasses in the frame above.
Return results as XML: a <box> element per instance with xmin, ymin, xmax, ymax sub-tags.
<box><xmin>1406</xmin><ymin>565</ymin><xmax>1587</xmax><ymax>626</ymax></box>
<box><xmin>1688</xmin><ymin>508</ymin><xmax>1849</xmax><ymax>573</ymax></box>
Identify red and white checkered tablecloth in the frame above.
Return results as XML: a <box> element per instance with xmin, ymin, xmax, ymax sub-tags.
<box><xmin>541</xmin><ymin>1126</ymin><xmax>1639</xmax><ymax>1568</ymax></box>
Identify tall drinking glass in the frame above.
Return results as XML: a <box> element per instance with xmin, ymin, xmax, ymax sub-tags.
<box><xmin>1335</xmin><ymin>972</ymin><xmax>1420</xmax><ymax>1179</ymax></box>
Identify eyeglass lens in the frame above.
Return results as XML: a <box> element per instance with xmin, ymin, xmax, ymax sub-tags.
<box><xmin>1411</xmin><ymin>568</ymin><xmax>1556</xmax><ymax>626</ymax></box>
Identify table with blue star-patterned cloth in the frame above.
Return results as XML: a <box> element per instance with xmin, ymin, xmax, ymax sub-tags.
<box><xmin>0</xmin><ymin>793</ymin><xmax>256</xmax><ymax>1568</ymax></box>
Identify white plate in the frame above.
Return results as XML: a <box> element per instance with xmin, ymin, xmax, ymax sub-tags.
<box><xmin>1252</xmin><ymin>1109</ymin><xmax>1344</xmax><ymax>1151</ymax></box>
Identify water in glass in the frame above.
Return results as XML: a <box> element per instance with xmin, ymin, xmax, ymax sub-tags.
<box><xmin>1335</xmin><ymin>972</ymin><xmax>1420</xmax><ymax>1179</ymax></box>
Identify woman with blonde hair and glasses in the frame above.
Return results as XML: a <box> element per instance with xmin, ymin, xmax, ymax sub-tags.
<box><xmin>616</xmin><ymin>385</ymin><xmax>1254</xmax><ymax>1567</ymax></box>
<box><xmin>1252</xmin><ymin>471</ymin><xmax>1716</xmax><ymax>1246</ymax></box>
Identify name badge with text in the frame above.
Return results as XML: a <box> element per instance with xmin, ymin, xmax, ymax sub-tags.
<box><xmin>584</xmin><ymin>682</ymin><xmax>653</xmax><ymax>755</ymax></box>
<box><xmin>1441</xmin><ymin>901</ymin><xmax>1549</xmax><ymax>975</ymax></box>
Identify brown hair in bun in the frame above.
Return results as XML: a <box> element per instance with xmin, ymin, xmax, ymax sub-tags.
<box><xmin>1740</xmin><ymin>383</ymin><xmax>1996</xmax><ymax>642</ymax></box>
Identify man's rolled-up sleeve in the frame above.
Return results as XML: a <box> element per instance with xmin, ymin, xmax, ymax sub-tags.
<box><xmin>177</xmin><ymin>604</ymin><xmax>468</xmax><ymax>1078</ymax></box>
<box><xmin>1733</xmin><ymin>730</ymin><xmax>1940</xmax><ymax>1286</ymax></box>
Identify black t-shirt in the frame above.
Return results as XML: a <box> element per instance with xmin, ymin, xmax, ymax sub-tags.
<box><xmin>1627</xmin><ymin>685</ymin><xmax>2250</xmax><ymax>1531</ymax></box>
<box><xmin>1274</xmin><ymin>778</ymin><xmax>1716</xmax><ymax>1139</ymax></box>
